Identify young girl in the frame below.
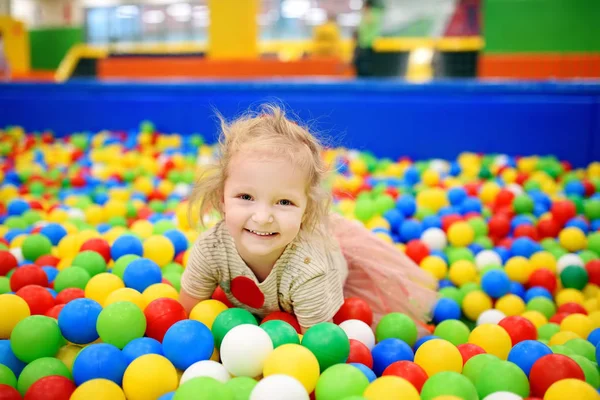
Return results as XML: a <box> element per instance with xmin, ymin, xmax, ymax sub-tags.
<box><xmin>179</xmin><ymin>105</ymin><xmax>437</xmax><ymax>333</ymax></box>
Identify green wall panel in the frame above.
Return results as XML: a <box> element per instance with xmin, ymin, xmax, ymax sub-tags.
<box><xmin>29</xmin><ymin>27</ymin><xmax>83</xmax><ymax>70</ymax></box>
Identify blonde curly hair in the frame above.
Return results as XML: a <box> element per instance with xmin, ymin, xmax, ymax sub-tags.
<box><xmin>188</xmin><ymin>104</ymin><xmax>332</xmax><ymax>239</ymax></box>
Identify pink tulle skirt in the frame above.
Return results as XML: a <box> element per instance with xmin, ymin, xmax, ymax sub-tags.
<box><xmin>329</xmin><ymin>214</ymin><xmax>439</xmax><ymax>334</ymax></box>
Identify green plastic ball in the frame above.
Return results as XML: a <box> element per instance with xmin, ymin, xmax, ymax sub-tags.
<box><xmin>174</xmin><ymin>377</ymin><xmax>233</xmax><ymax>400</ymax></box>
<box><xmin>72</xmin><ymin>250</ymin><xmax>107</xmax><ymax>277</ymax></box>
<box><xmin>446</xmin><ymin>247</ymin><xmax>475</xmax><ymax>265</ymax></box>
<box><xmin>374</xmin><ymin>194</ymin><xmax>395</xmax><ymax>214</ymax></box>
<box><xmin>0</xmin><ymin>277</ymin><xmax>10</xmax><ymax>294</ymax></box>
<box><xmin>375</xmin><ymin>313</ymin><xmax>417</xmax><ymax>346</ymax></box>
<box><xmin>526</xmin><ymin>297</ymin><xmax>557</xmax><ymax>320</ymax></box>
<box><xmin>21</xmin><ymin>234</ymin><xmax>52</xmax><ymax>262</ymax></box>
<box><xmin>149</xmin><ymin>200</ymin><xmax>166</xmax><ymax>214</ymax></box>
<box><xmin>541</xmin><ymin>238</ymin><xmax>559</xmax><ymax>251</ymax></box>
<box><xmin>17</xmin><ymin>357</ymin><xmax>71</xmax><ymax>395</ymax></box>
<box><xmin>53</xmin><ymin>267</ymin><xmax>91</xmax><ymax>292</ymax></box>
<box><xmin>587</xmin><ymin>232</ymin><xmax>600</xmax><ymax>256</ymax></box>
<box><xmin>570</xmin><ymin>355</ymin><xmax>600</xmax><ymax>388</ymax></box>
<box><xmin>22</xmin><ymin>210</ymin><xmax>42</xmax><ymax>226</ymax></box>
<box><xmin>96</xmin><ymin>301</ymin><xmax>147</xmax><ymax>349</ymax></box>
<box><xmin>579</xmin><ymin>250</ymin><xmax>599</xmax><ymax>264</ymax></box>
<box><xmin>153</xmin><ymin>220</ymin><xmax>177</xmax><ymax>235</ymax></box>
<box><xmin>302</xmin><ymin>322</ymin><xmax>350</xmax><ymax>372</ymax></box>
<box><xmin>538</xmin><ymin>323</ymin><xmax>561</xmax><ymax>341</ymax></box>
<box><xmin>560</xmin><ymin>265</ymin><xmax>589</xmax><ymax>290</ymax></box>
<box><xmin>564</xmin><ymin>338</ymin><xmax>596</xmax><ymax>362</ymax></box>
<box><xmin>212</xmin><ymin>308</ymin><xmax>258</xmax><ymax>350</ymax></box>
<box><xmin>475</xmin><ymin>360</ymin><xmax>529</xmax><ymax>398</ymax></box>
<box><xmin>260</xmin><ymin>320</ymin><xmax>300</xmax><ymax>348</ymax></box>
<box><xmin>420</xmin><ymin>371</ymin><xmax>478</xmax><ymax>400</ymax></box>
<box><xmin>548</xmin><ymin>247</ymin><xmax>568</xmax><ymax>260</ymax></box>
<box><xmin>434</xmin><ymin>320</ymin><xmax>470</xmax><ymax>346</ymax></box>
<box><xmin>513</xmin><ymin>195</ymin><xmax>534</xmax><ymax>215</ymax></box>
<box><xmin>108</xmin><ymin>216</ymin><xmax>128</xmax><ymax>228</ymax></box>
<box><xmin>467</xmin><ymin>218</ymin><xmax>488</xmax><ymax>238</ymax></box>
<box><xmin>550</xmin><ymin>344</ymin><xmax>577</xmax><ymax>357</ymax></box>
<box><xmin>163</xmin><ymin>272</ymin><xmax>182</xmax><ymax>292</ymax></box>
<box><xmin>314</xmin><ymin>364</ymin><xmax>369</xmax><ymax>400</ymax></box>
<box><xmin>10</xmin><ymin>316</ymin><xmax>63</xmax><ymax>363</ymax></box>
<box><xmin>439</xmin><ymin>287</ymin><xmax>462</xmax><ymax>304</ymax></box>
<box><xmin>0</xmin><ymin>364</ymin><xmax>17</xmax><ymax>388</ymax></box>
<box><xmin>462</xmin><ymin>353</ymin><xmax>500</xmax><ymax>384</ymax></box>
<box><xmin>112</xmin><ymin>255</ymin><xmax>140</xmax><ymax>280</ymax></box>
<box><xmin>225</xmin><ymin>377</ymin><xmax>257</xmax><ymax>400</ymax></box>
<box><xmin>354</xmin><ymin>199</ymin><xmax>375</xmax><ymax>223</ymax></box>
<box><xmin>584</xmin><ymin>199</ymin><xmax>600</xmax><ymax>220</ymax></box>
<box><xmin>163</xmin><ymin>262</ymin><xmax>184</xmax><ymax>275</ymax></box>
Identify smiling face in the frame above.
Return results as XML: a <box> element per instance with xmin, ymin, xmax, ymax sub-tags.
<box><xmin>222</xmin><ymin>151</ymin><xmax>309</xmax><ymax>270</ymax></box>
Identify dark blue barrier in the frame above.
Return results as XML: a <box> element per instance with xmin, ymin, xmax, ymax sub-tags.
<box><xmin>1</xmin><ymin>80</ymin><xmax>599</xmax><ymax>167</ymax></box>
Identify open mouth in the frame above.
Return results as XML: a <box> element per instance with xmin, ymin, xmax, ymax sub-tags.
<box><xmin>245</xmin><ymin>228</ymin><xmax>278</xmax><ymax>237</ymax></box>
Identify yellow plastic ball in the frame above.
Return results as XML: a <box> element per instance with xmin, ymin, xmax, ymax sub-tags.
<box><xmin>85</xmin><ymin>273</ymin><xmax>125</xmax><ymax>306</ymax></box>
<box><xmin>448</xmin><ymin>260</ymin><xmax>477</xmax><ymax>286</ymax></box>
<box><xmin>104</xmin><ymin>288</ymin><xmax>146</xmax><ymax>310</ymax></box>
<box><xmin>549</xmin><ymin>331</ymin><xmax>580</xmax><ymax>346</ymax></box>
<box><xmin>517</xmin><ymin>157</ymin><xmax>538</xmax><ymax>174</ymax></box>
<box><xmin>588</xmin><ymin>311</ymin><xmax>600</xmax><ymax>329</ymax></box>
<box><xmin>57</xmin><ymin>256</ymin><xmax>73</xmax><ymax>272</ymax></box>
<box><xmin>504</xmin><ymin>256</ymin><xmax>534</xmax><ymax>284</ymax></box>
<box><xmin>189</xmin><ymin>300</ymin><xmax>229</xmax><ymax>330</ymax></box>
<box><xmin>349</xmin><ymin>159</ymin><xmax>368</xmax><ymax>176</ymax></box>
<box><xmin>48</xmin><ymin>208</ymin><xmax>68</xmax><ymax>223</ymax></box>
<box><xmin>10</xmin><ymin>234</ymin><xmax>27</xmax><ymax>249</ymax></box>
<box><xmin>104</xmin><ymin>200</ymin><xmax>127</xmax><ymax>219</ymax></box>
<box><xmin>77</xmin><ymin>230</ymin><xmax>101</xmax><ymax>247</ymax></box>
<box><xmin>556</xmin><ymin>288</ymin><xmax>585</xmax><ymax>306</ymax></box>
<box><xmin>263</xmin><ymin>344</ymin><xmax>320</xmax><ymax>393</ymax></box>
<box><xmin>520</xmin><ymin>311</ymin><xmax>548</xmax><ymax>329</ymax></box>
<box><xmin>420</xmin><ymin>256</ymin><xmax>448</xmax><ymax>280</ymax></box>
<box><xmin>109</xmin><ymin>188</ymin><xmax>130</xmax><ymax>202</ymax></box>
<box><xmin>143</xmin><ymin>235</ymin><xmax>175</xmax><ymax>267</ymax></box>
<box><xmin>447</xmin><ymin>222</ymin><xmax>475</xmax><ymax>247</ymax></box>
<box><xmin>363</xmin><ymin>376</ymin><xmax>420</xmax><ymax>400</ymax></box>
<box><xmin>544</xmin><ymin>379</ymin><xmax>599</xmax><ymax>400</ymax></box>
<box><xmin>559</xmin><ymin>227</ymin><xmax>587</xmax><ymax>252</ymax></box>
<box><xmin>84</xmin><ymin>205</ymin><xmax>105</xmax><ymax>225</ymax></box>
<box><xmin>142</xmin><ymin>283</ymin><xmax>179</xmax><ymax>306</ymax></box>
<box><xmin>130</xmin><ymin>220</ymin><xmax>154</xmax><ymax>240</ymax></box>
<box><xmin>103</xmin><ymin>227</ymin><xmax>128</xmax><ymax>246</ymax></box>
<box><xmin>501</xmin><ymin>168</ymin><xmax>518</xmax><ymax>184</ymax></box>
<box><xmin>530</xmin><ymin>251</ymin><xmax>557</xmax><ymax>274</ymax></box>
<box><xmin>71</xmin><ymin>379</ymin><xmax>126</xmax><ymax>400</ymax></box>
<box><xmin>560</xmin><ymin>313</ymin><xmax>594</xmax><ymax>338</ymax></box>
<box><xmin>495</xmin><ymin>294</ymin><xmax>526</xmax><ymax>316</ymax></box>
<box><xmin>416</xmin><ymin>187</ymin><xmax>449</xmax><ymax>213</ymax></box>
<box><xmin>57</xmin><ymin>234</ymin><xmax>80</xmax><ymax>259</ymax></box>
<box><xmin>422</xmin><ymin>169</ymin><xmax>440</xmax><ymax>187</ymax></box>
<box><xmin>157</xmin><ymin>180</ymin><xmax>174</xmax><ymax>197</ymax></box>
<box><xmin>56</xmin><ymin>344</ymin><xmax>83</xmax><ymax>372</ymax></box>
<box><xmin>583</xmin><ymin>284</ymin><xmax>599</xmax><ymax>300</ymax></box>
<box><xmin>0</xmin><ymin>294</ymin><xmax>31</xmax><ymax>339</ymax></box>
<box><xmin>122</xmin><ymin>354</ymin><xmax>178</xmax><ymax>400</ymax></box>
<box><xmin>462</xmin><ymin>291</ymin><xmax>493</xmax><ymax>321</ymax></box>
<box><xmin>414</xmin><ymin>339</ymin><xmax>462</xmax><ymax>376</ymax></box>
<box><xmin>366</xmin><ymin>216</ymin><xmax>391</xmax><ymax>231</ymax></box>
<box><xmin>584</xmin><ymin>298</ymin><xmax>598</xmax><ymax>313</ymax></box>
<box><xmin>133</xmin><ymin>176</ymin><xmax>154</xmax><ymax>195</ymax></box>
<box><xmin>468</xmin><ymin>324</ymin><xmax>512</xmax><ymax>360</ymax></box>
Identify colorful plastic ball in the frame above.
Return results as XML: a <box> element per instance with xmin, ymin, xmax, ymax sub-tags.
<box><xmin>462</xmin><ymin>353</ymin><xmax>500</xmax><ymax>384</ymax></box>
<box><xmin>260</xmin><ymin>320</ymin><xmax>299</xmax><ymax>349</ymax></box>
<box><xmin>449</xmin><ymin>260</ymin><xmax>478</xmax><ymax>286</ymax></box>
<box><xmin>224</xmin><ymin>377</ymin><xmax>257</xmax><ymax>400</ymax></box>
<box><xmin>476</xmin><ymin>309</ymin><xmax>506</xmax><ymax>326</ymax></box>
<box><xmin>142</xmin><ymin>235</ymin><xmax>175</xmax><ymax>268</ymax></box>
<box><xmin>15</xmin><ymin>284</ymin><xmax>55</xmax><ymax>315</ymax></box>
<box><xmin>529</xmin><ymin>353</ymin><xmax>585</xmax><ymax>397</ymax></box>
<box><xmin>189</xmin><ymin>300</ymin><xmax>228</xmax><ymax>330</ymax></box>
<box><xmin>494</xmin><ymin>294</ymin><xmax>526</xmax><ymax>316</ymax></box>
<box><xmin>57</xmin><ymin>298</ymin><xmax>101</xmax><ymax>344</ymax></box>
<box><xmin>17</xmin><ymin>357</ymin><xmax>71</xmax><ymax>396</ymax></box>
<box><xmin>123</xmin><ymin>354</ymin><xmax>178</xmax><ymax>400</ymax></box>
<box><xmin>399</xmin><ymin>220</ymin><xmax>423</xmax><ymax>243</ymax></box>
<box><xmin>432</xmin><ymin>298</ymin><xmax>461</xmax><ymax>324</ymax></box>
<box><xmin>569</xmin><ymin>354</ymin><xmax>600</xmax><ymax>388</ymax></box>
<box><xmin>382</xmin><ymin>360</ymin><xmax>428</xmax><ymax>392</ymax></box>
<box><xmin>498</xmin><ymin>316</ymin><xmax>537</xmax><ymax>346</ymax></box>
<box><xmin>0</xmin><ymin>340</ymin><xmax>26</xmax><ymax>378</ymax></box>
<box><xmin>220</xmin><ymin>324</ymin><xmax>273</xmax><ymax>377</ymax></box>
<box><xmin>364</xmin><ymin>376</ymin><xmax>420</xmax><ymax>400</ymax></box>
<box><xmin>588</xmin><ymin>328</ymin><xmax>600</xmax><ymax>346</ymax></box>
<box><xmin>434</xmin><ymin>320</ymin><xmax>470</xmax><ymax>346</ymax></box>
<box><xmin>462</xmin><ymin>290</ymin><xmax>493</xmax><ymax>321</ymax></box>
<box><xmin>71</xmin><ymin>251</ymin><xmax>107</xmax><ymax>277</ymax></box>
<box><xmin>475</xmin><ymin>360</ymin><xmax>530</xmax><ymax>399</ymax></box>
<box><xmin>123</xmin><ymin>258</ymin><xmax>162</xmax><ymax>293</ymax></box>
<box><xmin>122</xmin><ymin>337</ymin><xmax>163</xmax><ymax>365</ymax></box>
<box><xmin>371</xmin><ymin>338</ymin><xmax>414</xmax><ymax>376</ymax></box>
<box><xmin>456</xmin><ymin>343</ymin><xmax>486</xmax><ymax>365</ymax></box>
<box><xmin>53</xmin><ymin>267</ymin><xmax>91</xmax><ymax>293</ymax></box>
<box><xmin>85</xmin><ymin>273</ymin><xmax>125</xmax><ymax>306</ymax></box>
<box><xmin>110</xmin><ymin>235</ymin><xmax>144</xmax><ymax>261</ymax></box>
<box><xmin>0</xmin><ymin>364</ymin><xmax>16</xmax><ymax>389</ymax></box>
<box><xmin>301</xmin><ymin>322</ymin><xmax>350</xmax><ymax>372</ymax></box>
<box><xmin>0</xmin><ymin>384</ymin><xmax>21</xmax><ymax>400</ymax></box>
<box><xmin>526</xmin><ymin>297</ymin><xmax>557</xmax><ymax>319</ymax></box>
<box><xmin>39</xmin><ymin>224</ymin><xmax>67</xmax><ymax>247</ymax></box>
<box><xmin>560</xmin><ymin>313</ymin><xmax>594</xmax><ymax>338</ymax></box>
<box><xmin>563</xmin><ymin>338</ymin><xmax>595</xmax><ymax>362</ymax></box>
<box><xmin>481</xmin><ymin>270</ymin><xmax>511</xmax><ymax>299</ymax></box>
<box><xmin>557</xmin><ymin>253</ymin><xmax>585</xmax><ymax>273</ymax></box>
<box><xmin>0</xmin><ymin>294</ymin><xmax>30</xmax><ymax>339</ymax></box>
<box><xmin>507</xmin><ymin>340</ymin><xmax>552</xmax><ymax>377</ymax></box>
<box><xmin>72</xmin><ymin>343</ymin><xmax>127</xmax><ymax>386</ymax></box>
<box><xmin>544</xmin><ymin>379</ymin><xmax>599</xmax><ymax>400</ymax></box>
<box><xmin>249</xmin><ymin>374</ymin><xmax>307</xmax><ymax>400</ymax></box>
<box><xmin>104</xmin><ymin>287</ymin><xmax>145</xmax><ymax>310</ymax></box>
<box><xmin>21</xmin><ymin>235</ymin><xmax>52</xmax><ymax>262</ymax></box>
<box><xmin>24</xmin><ymin>375</ymin><xmax>76</xmax><ymax>400</ymax></box>
<box><xmin>349</xmin><ymin>362</ymin><xmax>376</xmax><ymax>383</ymax></box>
<box><xmin>142</xmin><ymin>283</ymin><xmax>178</xmax><ymax>304</ymax></box>
<box><xmin>180</xmin><ymin>360</ymin><xmax>231</xmax><ymax>384</ymax></box>
<box><xmin>375</xmin><ymin>313</ymin><xmax>417</xmax><ymax>346</ymax></box>
<box><xmin>405</xmin><ymin>240</ymin><xmax>430</xmax><ymax>264</ymax></box>
<box><xmin>0</xmin><ymin>251</ymin><xmax>18</xmax><ymax>276</ymax></box>
<box><xmin>10</xmin><ymin>265</ymin><xmax>48</xmax><ymax>292</ymax></box>
<box><xmin>212</xmin><ymin>308</ymin><xmax>258</xmax><ymax>350</ymax></box>
<box><xmin>10</xmin><ymin>315</ymin><xmax>62</xmax><ymax>363</ymax></box>
<box><xmin>447</xmin><ymin>222</ymin><xmax>475</xmax><ymax>248</ymax></box>
<box><xmin>414</xmin><ymin>339</ymin><xmax>462</xmax><ymax>377</ymax></box>
<box><xmin>162</xmin><ymin>319</ymin><xmax>214</xmax><ymax>371</ymax></box>
<box><xmin>561</xmin><ymin>265</ymin><xmax>589</xmax><ymax>290</ymax></box>
<box><xmin>468</xmin><ymin>324</ymin><xmax>512</xmax><ymax>360</ymax></box>
<box><xmin>314</xmin><ymin>363</ymin><xmax>370</xmax><ymax>400</ymax></box>
<box><xmin>504</xmin><ymin>256</ymin><xmax>533</xmax><ymax>284</ymax></box>
<box><xmin>334</xmin><ymin>297</ymin><xmax>373</xmax><ymax>326</ymax></box>
<box><xmin>80</xmin><ymin>238</ymin><xmax>111</xmax><ymax>264</ymax></box>
<box><xmin>261</xmin><ymin>311</ymin><xmax>301</xmax><ymax>334</ymax></box>
<box><xmin>421</xmin><ymin>228</ymin><xmax>447</xmax><ymax>251</ymax></box>
<box><xmin>163</xmin><ymin>230</ymin><xmax>188</xmax><ymax>256</ymax></box>
<box><xmin>559</xmin><ymin>227</ymin><xmax>587</xmax><ymax>252</ymax></box>
<box><xmin>262</xmin><ymin>343</ymin><xmax>319</xmax><ymax>393</ymax></box>
<box><xmin>339</xmin><ymin>319</ymin><xmax>375</xmax><ymax>350</ymax></box>
<box><xmin>347</xmin><ymin>339</ymin><xmax>373</xmax><ymax>368</ymax></box>
<box><xmin>96</xmin><ymin>301</ymin><xmax>147</xmax><ymax>349</ymax></box>
<box><xmin>419</xmin><ymin>371</ymin><xmax>478</xmax><ymax>400</ymax></box>
<box><xmin>144</xmin><ymin>298</ymin><xmax>187</xmax><ymax>342</ymax></box>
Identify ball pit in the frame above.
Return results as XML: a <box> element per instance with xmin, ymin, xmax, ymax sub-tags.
<box><xmin>2</xmin><ymin>127</ymin><xmax>600</xmax><ymax>399</ymax></box>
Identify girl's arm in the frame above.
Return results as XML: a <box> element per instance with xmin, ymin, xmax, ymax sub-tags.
<box><xmin>179</xmin><ymin>288</ymin><xmax>210</xmax><ymax>316</ymax></box>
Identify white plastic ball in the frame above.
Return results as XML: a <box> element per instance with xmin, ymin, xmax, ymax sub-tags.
<box><xmin>482</xmin><ymin>392</ymin><xmax>523</xmax><ymax>400</ymax></box>
<box><xmin>338</xmin><ymin>319</ymin><xmax>375</xmax><ymax>350</ymax></box>
<box><xmin>250</xmin><ymin>374</ymin><xmax>309</xmax><ymax>400</ymax></box>
<box><xmin>67</xmin><ymin>208</ymin><xmax>85</xmax><ymax>221</ymax></box>
<box><xmin>506</xmin><ymin>184</ymin><xmax>524</xmax><ymax>197</ymax></box>
<box><xmin>220</xmin><ymin>324</ymin><xmax>274</xmax><ymax>377</ymax></box>
<box><xmin>557</xmin><ymin>253</ymin><xmax>584</xmax><ymax>273</ymax></box>
<box><xmin>476</xmin><ymin>309</ymin><xmax>506</xmax><ymax>326</ymax></box>
<box><xmin>180</xmin><ymin>360</ymin><xmax>231</xmax><ymax>384</ymax></box>
<box><xmin>173</xmin><ymin>183</ymin><xmax>191</xmax><ymax>197</ymax></box>
<box><xmin>10</xmin><ymin>248</ymin><xmax>24</xmax><ymax>264</ymax></box>
<box><xmin>475</xmin><ymin>250</ymin><xmax>503</xmax><ymax>270</ymax></box>
<box><xmin>429</xmin><ymin>159</ymin><xmax>450</xmax><ymax>174</ymax></box>
<box><xmin>493</xmin><ymin>155</ymin><xmax>510</xmax><ymax>168</ymax></box>
<box><xmin>421</xmin><ymin>228</ymin><xmax>447</xmax><ymax>251</ymax></box>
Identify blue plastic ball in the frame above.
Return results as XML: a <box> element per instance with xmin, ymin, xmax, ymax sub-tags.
<box><xmin>158</xmin><ymin>392</ymin><xmax>175</xmax><ymax>400</ymax></box>
<box><xmin>403</xmin><ymin>169</ymin><xmax>420</xmax><ymax>186</ymax></box>
<box><xmin>432</xmin><ymin>298</ymin><xmax>461</xmax><ymax>324</ymax></box>
<box><xmin>588</xmin><ymin>328</ymin><xmax>600</xmax><ymax>347</ymax></box>
<box><xmin>383</xmin><ymin>209</ymin><xmax>405</xmax><ymax>234</ymax></box>
<box><xmin>399</xmin><ymin>219</ymin><xmax>422</xmax><ymax>243</ymax></box>
<box><xmin>39</xmin><ymin>223</ymin><xmax>68</xmax><ymax>246</ymax></box>
<box><xmin>163</xmin><ymin>230</ymin><xmax>189</xmax><ymax>255</ymax></box>
<box><xmin>509</xmin><ymin>282</ymin><xmax>526</xmax><ymax>299</ymax></box>
<box><xmin>460</xmin><ymin>197</ymin><xmax>482</xmax><ymax>214</ymax></box>
<box><xmin>511</xmin><ymin>237</ymin><xmax>540</xmax><ymax>258</ymax></box>
<box><xmin>524</xmin><ymin>287</ymin><xmax>553</xmax><ymax>302</ymax></box>
<box><xmin>350</xmin><ymin>363</ymin><xmax>377</xmax><ymax>382</ymax></box>
<box><xmin>110</xmin><ymin>234</ymin><xmax>144</xmax><ymax>261</ymax></box>
<box><xmin>0</xmin><ymin>340</ymin><xmax>26</xmax><ymax>377</ymax></box>
<box><xmin>46</xmin><ymin>288</ymin><xmax>57</xmax><ymax>298</ymax></box>
<box><xmin>58</xmin><ymin>298</ymin><xmax>102</xmax><ymax>345</ymax></box>
<box><xmin>481</xmin><ymin>269</ymin><xmax>511</xmax><ymax>299</ymax></box>
<box><xmin>565</xmin><ymin>218</ymin><xmax>589</xmax><ymax>233</ymax></box>
<box><xmin>72</xmin><ymin>343</ymin><xmax>128</xmax><ymax>385</ymax></box>
<box><xmin>7</xmin><ymin>199</ymin><xmax>30</xmax><ymax>216</ymax></box>
<box><xmin>396</xmin><ymin>195</ymin><xmax>417</xmax><ymax>218</ymax></box>
<box><xmin>123</xmin><ymin>258</ymin><xmax>162</xmax><ymax>293</ymax></box>
<box><xmin>507</xmin><ymin>340</ymin><xmax>552</xmax><ymax>376</ymax></box>
<box><xmin>371</xmin><ymin>338</ymin><xmax>414</xmax><ymax>376</ymax></box>
<box><xmin>413</xmin><ymin>335</ymin><xmax>438</xmax><ymax>352</ymax></box>
<box><xmin>422</xmin><ymin>215</ymin><xmax>442</xmax><ymax>230</ymax></box>
<box><xmin>494</xmin><ymin>247</ymin><xmax>511</xmax><ymax>264</ymax></box>
<box><xmin>448</xmin><ymin>188</ymin><xmax>467</xmax><ymax>206</ymax></box>
<box><xmin>162</xmin><ymin>320</ymin><xmax>214</xmax><ymax>371</ymax></box>
<box><xmin>122</xmin><ymin>337</ymin><xmax>164</xmax><ymax>365</ymax></box>
<box><xmin>565</xmin><ymin>181</ymin><xmax>586</xmax><ymax>197</ymax></box>
<box><xmin>41</xmin><ymin>266</ymin><xmax>59</xmax><ymax>283</ymax></box>
<box><xmin>438</xmin><ymin>279</ymin><xmax>455</xmax><ymax>289</ymax></box>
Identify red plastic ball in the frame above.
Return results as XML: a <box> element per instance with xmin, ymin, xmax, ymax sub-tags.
<box><xmin>16</xmin><ymin>285</ymin><xmax>55</xmax><ymax>315</ymax></box>
<box><xmin>513</xmin><ymin>224</ymin><xmax>538</xmax><ymax>240</ymax></box>
<box><xmin>496</xmin><ymin>237</ymin><xmax>514</xmax><ymax>250</ymax></box>
<box><xmin>55</xmin><ymin>288</ymin><xmax>85</xmax><ymax>305</ymax></box>
<box><xmin>537</xmin><ymin>218</ymin><xmax>561</xmax><ymax>239</ymax></box>
<box><xmin>24</xmin><ymin>375</ymin><xmax>75</xmax><ymax>400</ymax></box>
<box><xmin>495</xmin><ymin>189</ymin><xmax>515</xmax><ymax>207</ymax></box>
<box><xmin>0</xmin><ymin>251</ymin><xmax>18</xmax><ymax>276</ymax></box>
<box><xmin>498</xmin><ymin>316</ymin><xmax>537</xmax><ymax>345</ymax></box>
<box><xmin>527</xmin><ymin>269</ymin><xmax>557</xmax><ymax>293</ymax></box>
<box><xmin>382</xmin><ymin>361</ymin><xmax>428</xmax><ymax>392</ymax></box>
<box><xmin>456</xmin><ymin>343</ymin><xmax>486</xmax><ymax>365</ymax></box>
<box><xmin>583</xmin><ymin>180</ymin><xmax>596</xmax><ymax>197</ymax></box>
<box><xmin>0</xmin><ymin>384</ymin><xmax>21</xmax><ymax>400</ymax></box>
<box><xmin>405</xmin><ymin>240</ymin><xmax>429</xmax><ymax>264</ymax></box>
<box><xmin>556</xmin><ymin>302</ymin><xmax>587</xmax><ymax>315</ymax></box>
<box><xmin>441</xmin><ymin>215</ymin><xmax>462</xmax><ymax>233</ymax></box>
<box><xmin>45</xmin><ymin>304</ymin><xmax>65</xmax><ymax>319</ymax></box>
<box><xmin>549</xmin><ymin>312</ymin><xmax>570</xmax><ymax>324</ymax></box>
<box><xmin>261</xmin><ymin>311</ymin><xmax>302</xmax><ymax>334</ymax></box>
<box><xmin>346</xmin><ymin>339</ymin><xmax>373</xmax><ymax>369</ymax></box>
<box><xmin>80</xmin><ymin>238</ymin><xmax>111</xmax><ymax>264</ymax></box>
<box><xmin>144</xmin><ymin>298</ymin><xmax>187</xmax><ymax>342</ymax></box>
<box><xmin>585</xmin><ymin>260</ymin><xmax>600</xmax><ymax>286</ymax></box>
<box><xmin>10</xmin><ymin>265</ymin><xmax>48</xmax><ymax>291</ymax></box>
<box><xmin>551</xmin><ymin>200</ymin><xmax>577</xmax><ymax>227</ymax></box>
<box><xmin>211</xmin><ymin>286</ymin><xmax>234</xmax><ymax>308</ymax></box>
<box><xmin>529</xmin><ymin>354</ymin><xmax>585</xmax><ymax>397</ymax></box>
<box><xmin>488</xmin><ymin>215</ymin><xmax>511</xmax><ymax>239</ymax></box>
<box><xmin>34</xmin><ymin>255</ymin><xmax>60</xmax><ymax>267</ymax></box>
<box><xmin>333</xmin><ymin>297</ymin><xmax>373</xmax><ymax>326</ymax></box>
<box><xmin>174</xmin><ymin>252</ymin><xmax>185</xmax><ymax>265</ymax></box>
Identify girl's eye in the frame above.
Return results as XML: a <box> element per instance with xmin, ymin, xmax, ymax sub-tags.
<box><xmin>278</xmin><ymin>199</ymin><xmax>293</xmax><ymax>206</ymax></box>
<box><xmin>239</xmin><ymin>194</ymin><xmax>253</xmax><ymax>201</ymax></box>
